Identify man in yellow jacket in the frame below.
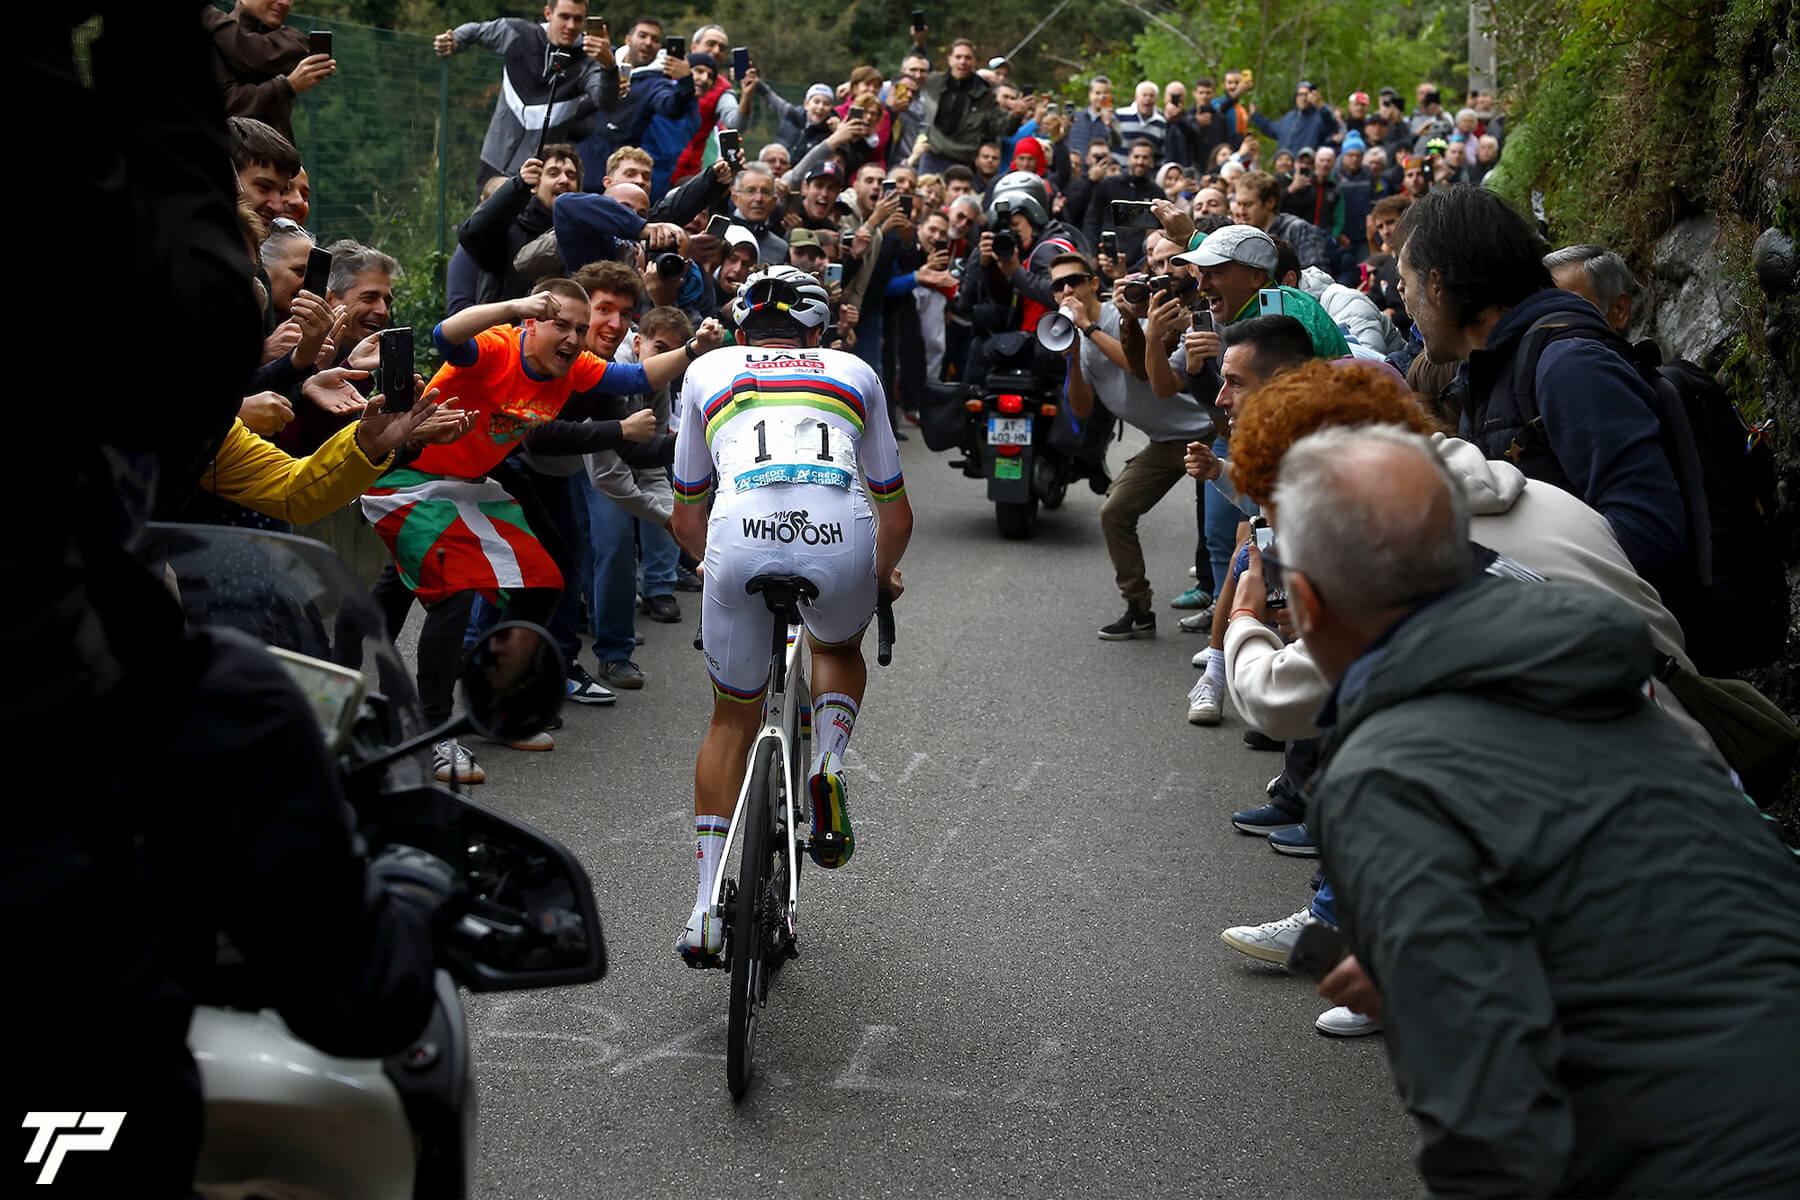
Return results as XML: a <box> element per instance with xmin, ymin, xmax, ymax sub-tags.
<box><xmin>198</xmin><ymin>377</ymin><xmax>468</xmax><ymax>524</ymax></box>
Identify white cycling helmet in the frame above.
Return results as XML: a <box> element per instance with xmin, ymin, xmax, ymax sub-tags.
<box><xmin>728</xmin><ymin>264</ymin><xmax>832</xmax><ymax>333</ymax></box>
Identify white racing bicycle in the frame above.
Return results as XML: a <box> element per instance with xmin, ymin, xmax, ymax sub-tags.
<box><xmin>692</xmin><ymin>572</ymin><xmax>894</xmax><ymax>1101</ymax></box>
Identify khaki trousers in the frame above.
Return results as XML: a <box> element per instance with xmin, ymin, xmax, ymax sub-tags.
<box><xmin>1098</xmin><ymin>439</ymin><xmax>1191</xmax><ymax>612</ymax></box>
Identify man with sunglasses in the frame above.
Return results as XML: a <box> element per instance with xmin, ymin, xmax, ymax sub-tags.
<box><xmin>1053</xmin><ymin>252</ymin><xmax>1214</xmax><ymax>640</ymax></box>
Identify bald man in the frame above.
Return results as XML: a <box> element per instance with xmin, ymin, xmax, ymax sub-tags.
<box><xmin>1262</xmin><ymin>426</ymin><xmax>1800</xmax><ymax>1199</ymax></box>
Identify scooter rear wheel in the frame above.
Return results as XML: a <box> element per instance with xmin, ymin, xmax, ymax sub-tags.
<box><xmin>995</xmin><ymin>498</ymin><xmax>1039</xmax><ymax>539</ymax></box>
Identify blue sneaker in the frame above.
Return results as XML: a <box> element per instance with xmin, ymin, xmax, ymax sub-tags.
<box><xmin>1232</xmin><ymin>803</ymin><xmax>1304</xmax><ymax>835</ymax></box>
<box><xmin>808</xmin><ymin>753</ymin><xmax>854</xmax><ymax>869</ymax></box>
<box><xmin>1269</xmin><ymin>823</ymin><xmax>1320</xmax><ymax>857</ymax></box>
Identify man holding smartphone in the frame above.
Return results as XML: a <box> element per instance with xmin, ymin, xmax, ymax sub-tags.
<box><xmin>1082</xmin><ymin>139</ymin><xmax>1162</xmax><ymax>267</ymax></box>
<box><xmin>203</xmin><ymin>0</ymin><xmax>334</xmax><ymax>145</ymax></box>
<box><xmin>435</xmin><ymin>0</ymin><xmax>618</xmax><ymax>186</ymax></box>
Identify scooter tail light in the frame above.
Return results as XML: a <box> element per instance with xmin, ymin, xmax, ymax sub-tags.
<box><xmin>996</xmin><ymin>393</ymin><xmax>1024</xmax><ymax>414</ymax></box>
<box><xmin>996</xmin><ymin>443</ymin><xmax>1023</xmax><ymax>456</ymax></box>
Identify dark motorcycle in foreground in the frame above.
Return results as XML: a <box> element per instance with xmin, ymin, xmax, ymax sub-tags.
<box><xmin>920</xmin><ymin>325</ymin><xmax>1107</xmax><ymax>539</ymax></box>
<box><xmin>147</xmin><ymin>524</ymin><xmax>605</xmax><ymax>1199</ymax></box>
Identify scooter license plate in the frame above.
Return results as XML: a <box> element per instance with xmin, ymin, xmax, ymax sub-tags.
<box><xmin>987</xmin><ymin>416</ymin><xmax>1032</xmax><ymax>445</ymax></box>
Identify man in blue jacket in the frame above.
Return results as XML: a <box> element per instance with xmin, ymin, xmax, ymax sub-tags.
<box><xmin>1250</xmin><ymin>80</ymin><xmax>1340</xmax><ymax>154</ymax></box>
<box><xmin>1396</xmin><ymin>186</ymin><xmax>1689</xmax><ymax>589</ymax></box>
<box><xmin>576</xmin><ymin>16</ymin><xmax>696</xmax><ymax>193</ymax></box>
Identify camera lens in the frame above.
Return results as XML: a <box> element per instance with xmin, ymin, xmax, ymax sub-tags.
<box><xmin>992</xmin><ymin>230</ymin><xmax>1017</xmax><ymax>258</ymax></box>
<box><xmin>654</xmin><ymin>252</ymin><xmax>686</xmax><ymax>279</ymax></box>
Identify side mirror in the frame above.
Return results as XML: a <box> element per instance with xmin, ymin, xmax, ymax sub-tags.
<box><xmin>442</xmin><ymin>797</ymin><xmax>608</xmax><ymax>992</ymax></box>
<box><xmin>461</xmin><ymin>620</ymin><xmax>564</xmax><ymax>741</ymax></box>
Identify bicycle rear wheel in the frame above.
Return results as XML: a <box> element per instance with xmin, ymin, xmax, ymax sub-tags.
<box><xmin>727</xmin><ymin>735</ymin><xmax>782</xmax><ymax>1100</ymax></box>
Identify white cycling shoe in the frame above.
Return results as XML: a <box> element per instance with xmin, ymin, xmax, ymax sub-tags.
<box><xmin>676</xmin><ymin>905</ymin><xmax>724</xmax><ymax>964</ymax></box>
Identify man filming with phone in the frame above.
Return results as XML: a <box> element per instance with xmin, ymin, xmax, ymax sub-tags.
<box><xmin>203</xmin><ymin>0</ymin><xmax>335</xmax><ymax>145</ymax></box>
<box><xmin>1083</xmin><ymin>139</ymin><xmax>1162</xmax><ymax>267</ymax></box>
<box><xmin>434</xmin><ymin>0</ymin><xmax>617</xmax><ymax>186</ymax></box>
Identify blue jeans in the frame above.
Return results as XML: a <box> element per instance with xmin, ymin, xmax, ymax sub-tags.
<box><xmin>1203</xmin><ymin>436</ymin><xmax>1239</xmax><ymax>596</ymax></box>
<box><xmin>1310</xmin><ymin>876</ymin><xmax>1337</xmax><ymax>926</ymax></box>
<box><xmin>574</xmin><ymin>475</ymin><xmax>639</xmax><ymax>666</ymax></box>
<box><xmin>639</xmin><ymin>517</ymin><xmax>679</xmax><ymax>598</ymax></box>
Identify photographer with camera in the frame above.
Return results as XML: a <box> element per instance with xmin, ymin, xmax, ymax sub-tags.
<box><xmin>952</xmin><ymin>174</ymin><xmax>1087</xmax><ymax>387</ymax></box>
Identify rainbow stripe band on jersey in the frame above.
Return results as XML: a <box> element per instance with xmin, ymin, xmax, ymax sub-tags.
<box><xmin>866</xmin><ymin>471</ymin><xmax>907</xmax><ymax>503</ymax></box>
<box><xmin>701</xmin><ymin>374</ymin><xmax>868</xmax><ymax>444</ymax></box>
<box><xmin>673</xmin><ymin>471</ymin><xmax>713</xmax><ymax>504</ymax></box>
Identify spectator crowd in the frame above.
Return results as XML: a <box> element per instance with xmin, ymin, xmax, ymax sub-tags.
<box><xmin>193</xmin><ymin>0</ymin><xmax>1800</xmax><ymax>1195</ymax></box>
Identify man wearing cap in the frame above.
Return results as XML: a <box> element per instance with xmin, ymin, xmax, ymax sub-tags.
<box><xmin>795</xmin><ymin>160</ymin><xmax>844</xmax><ymax>231</ymax></box>
<box><xmin>1167</xmin><ymin>225</ymin><xmax>1348</xmax><ymax>371</ymax></box>
<box><xmin>744</xmin><ymin>79</ymin><xmax>838</xmax><ymax>162</ymax></box>
<box><xmin>707</xmin><ymin>224</ymin><xmax>761</xmax><ymax>313</ymax></box>
<box><xmin>1053</xmin><ymin>247</ymin><xmax>1213</xmax><ymax>640</ymax></box>
<box><xmin>1375</xmin><ymin>94</ymin><xmax>1413</xmax><ymax>159</ymax></box>
<box><xmin>1250</xmin><ymin>80</ymin><xmax>1340</xmax><ymax>154</ymax></box>
<box><xmin>1334</xmin><ymin>133</ymin><xmax>1382</xmax><ymax>262</ymax></box>
<box><xmin>787</xmin><ymin>226</ymin><xmax>828</xmax><ymax>277</ymax></box>
<box><xmin>1340</xmin><ymin>91</ymin><xmax>1373</xmax><ymax>143</ymax></box>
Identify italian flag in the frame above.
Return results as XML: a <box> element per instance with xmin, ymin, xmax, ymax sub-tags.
<box><xmin>360</xmin><ymin>468</ymin><xmax>563</xmax><ymax>603</ymax></box>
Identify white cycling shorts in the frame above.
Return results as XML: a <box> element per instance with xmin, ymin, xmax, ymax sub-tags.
<box><xmin>701</xmin><ymin>483</ymin><xmax>877</xmax><ymax>702</ymax></box>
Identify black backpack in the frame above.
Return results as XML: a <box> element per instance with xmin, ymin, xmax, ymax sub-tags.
<box><xmin>1510</xmin><ymin>309</ymin><xmax>1787</xmax><ymax>674</ymax></box>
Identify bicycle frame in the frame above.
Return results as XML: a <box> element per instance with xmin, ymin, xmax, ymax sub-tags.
<box><xmin>709</xmin><ymin>627</ymin><xmax>809</xmax><ymax>942</ymax></box>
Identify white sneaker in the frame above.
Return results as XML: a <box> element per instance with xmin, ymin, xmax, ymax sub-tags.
<box><xmin>1187</xmin><ymin>676</ymin><xmax>1223</xmax><ymax>725</ymax></box>
<box><xmin>483</xmin><ymin>730</ymin><xmax>555</xmax><ymax>751</ymax></box>
<box><xmin>1192</xmin><ymin>645</ymin><xmax>1214</xmax><ymax>667</ymax></box>
<box><xmin>1315</xmin><ymin>1006</ymin><xmax>1384</xmax><ymax>1037</ymax></box>
<box><xmin>1179</xmin><ymin>609</ymin><xmax>1213</xmax><ymax>633</ymax></box>
<box><xmin>1220</xmin><ymin>909</ymin><xmax>1310</xmax><ymax>963</ymax></box>
<box><xmin>433</xmin><ymin>739</ymin><xmax>485</xmax><ymax>784</ymax></box>
<box><xmin>676</xmin><ymin>905</ymin><xmax>724</xmax><ymax>961</ymax></box>
<box><xmin>1188</xmin><ymin>564</ymin><xmax>1199</xmax><ymax>579</ymax></box>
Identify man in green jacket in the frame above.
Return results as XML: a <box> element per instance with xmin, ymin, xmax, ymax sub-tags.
<box><xmin>1257</xmin><ymin>423</ymin><xmax>1800</xmax><ymax>1198</ymax></box>
<box><xmin>915</xmin><ymin>37</ymin><xmax>1009</xmax><ymax>174</ymax></box>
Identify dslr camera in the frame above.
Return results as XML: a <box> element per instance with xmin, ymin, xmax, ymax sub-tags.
<box><xmin>990</xmin><ymin>200</ymin><xmax>1017</xmax><ymax>260</ymax></box>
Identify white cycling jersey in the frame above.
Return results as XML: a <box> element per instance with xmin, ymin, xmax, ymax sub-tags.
<box><xmin>673</xmin><ymin>345</ymin><xmax>907</xmax><ymax>701</ymax></box>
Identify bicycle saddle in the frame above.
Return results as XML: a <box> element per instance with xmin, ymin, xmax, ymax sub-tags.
<box><xmin>746</xmin><ymin>573</ymin><xmax>820</xmax><ymax>620</ymax></box>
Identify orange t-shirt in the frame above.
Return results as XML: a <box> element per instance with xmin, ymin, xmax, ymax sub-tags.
<box><xmin>410</xmin><ymin>325</ymin><xmax>613</xmax><ymax>479</ymax></box>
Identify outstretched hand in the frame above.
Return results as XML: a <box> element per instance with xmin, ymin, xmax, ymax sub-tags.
<box><xmin>356</xmin><ymin>378</ymin><xmax>451</xmax><ymax>460</ymax></box>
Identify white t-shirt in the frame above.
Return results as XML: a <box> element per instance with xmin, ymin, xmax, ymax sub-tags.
<box><xmin>1078</xmin><ymin>301</ymin><xmax>1216</xmax><ymax>444</ymax></box>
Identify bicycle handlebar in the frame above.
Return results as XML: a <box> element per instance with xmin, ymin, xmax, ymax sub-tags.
<box><xmin>876</xmin><ymin>589</ymin><xmax>896</xmax><ymax>667</ymax></box>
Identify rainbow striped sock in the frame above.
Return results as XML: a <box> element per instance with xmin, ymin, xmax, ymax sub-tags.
<box><xmin>695</xmin><ymin>814</ymin><xmax>730</xmax><ymax>910</ymax></box>
<box><xmin>811</xmin><ymin>692</ymin><xmax>859</xmax><ymax>774</ymax></box>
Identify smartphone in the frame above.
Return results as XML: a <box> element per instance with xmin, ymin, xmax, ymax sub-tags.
<box><xmin>585</xmin><ymin>16</ymin><xmax>605</xmax><ymax>37</ymax></box>
<box><xmin>1241</xmin><ymin>67</ymin><xmax>1254</xmax><ymax>85</ymax></box>
<box><xmin>301</xmin><ymin>245</ymin><xmax>332</xmax><ymax>298</ymax></box>
<box><xmin>911</xmin><ymin>8</ymin><xmax>926</xmax><ymax>27</ymax></box>
<box><xmin>731</xmin><ymin>46</ymin><xmax>750</xmax><ymax>82</ymax></box>
<box><xmin>1257</xmin><ymin>287</ymin><xmax>1286</xmax><ymax>317</ymax></box>
<box><xmin>898</xmin><ymin>194</ymin><xmax>914</xmax><ymax>217</ymax></box>
<box><xmin>881</xmin><ymin>179</ymin><xmax>898</xmax><ymax>197</ymax></box>
<box><xmin>717</xmin><ymin>128</ymin><xmax>741</xmax><ymax>166</ymax></box>
<box><xmin>1100</xmin><ymin>230</ymin><xmax>1118</xmax><ymax>258</ymax></box>
<box><xmin>934</xmin><ymin>238</ymin><xmax>949</xmax><ymax>253</ymax></box>
<box><xmin>308</xmin><ymin>30</ymin><xmax>332</xmax><ymax>57</ymax></box>
<box><xmin>1191</xmin><ymin>309</ymin><xmax>1214</xmax><ymax>333</ymax></box>
<box><xmin>1111</xmin><ymin>199</ymin><xmax>1160</xmax><ymax>229</ymax></box>
<box><xmin>1146</xmin><ymin>273</ymin><xmax>1173</xmax><ymax>297</ymax></box>
<box><xmin>377</xmin><ymin>327</ymin><xmax>413</xmax><ymax>415</ymax></box>
<box><xmin>1284</xmin><ymin>919</ymin><xmax>1348</xmax><ymax>981</ymax></box>
<box><xmin>826</xmin><ymin>262</ymin><xmax>844</xmax><ymax>285</ymax></box>
<box><xmin>1251</xmin><ymin>515</ymin><xmax>1285</xmax><ymax>609</ymax></box>
<box><xmin>663</xmin><ymin>34</ymin><xmax>685</xmax><ymax>58</ymax></box>
<box><xmin>705</xmin><ymin>213</ymin><xmax>730</xmax><ymax>239</ymax></box>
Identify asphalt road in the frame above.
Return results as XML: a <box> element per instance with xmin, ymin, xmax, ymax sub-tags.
<box><xmin>458</xmin><ymin>427</ymin><xmax>1415</xmax><ymax>1198</ymax></box>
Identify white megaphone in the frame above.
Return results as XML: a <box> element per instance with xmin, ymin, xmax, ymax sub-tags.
<box><xmin>1037</xmin><ymin>304</ymin><xmax>1078</xmax><ymax>353</ymax></box>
